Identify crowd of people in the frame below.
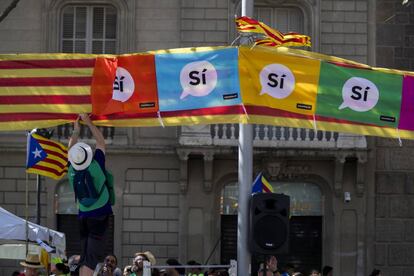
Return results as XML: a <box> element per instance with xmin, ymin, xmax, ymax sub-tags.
<box><xmin>12</xmin><ymin>251</ymin><xmax>231</xmax><ymax>276</ymax></box>
<box><xmin>12</xmin><ymin>251</ymin><xmax>383</xmax><ymax>276</ymax></box>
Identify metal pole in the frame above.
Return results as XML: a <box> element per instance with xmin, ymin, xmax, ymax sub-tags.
<box><xmin>36</xmin><ymin>175</ymin><xmax>41</xmax><ymax>225</ymax></box>
<box><xmin>238</xmin><ymin>2</ymin><xmax>254</xmax><ymax>275</ymax></box>
<box><xmin>238</xmin><ymin>124</ymin><xmax>253</xmax><ymax>276</ymax></box>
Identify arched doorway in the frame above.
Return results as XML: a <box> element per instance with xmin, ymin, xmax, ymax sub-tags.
<box><xmin>55</xmin><ymin>180</ymin><xmax>114</xmax><ymax>257</ymax></box>
<box><xmin>220</xmin><ymin>181</ymin><xmax>323</xmax><ymax>274</ymax></box>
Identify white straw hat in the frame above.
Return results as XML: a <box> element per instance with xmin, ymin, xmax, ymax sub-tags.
<box><xmin>68</xmin><ymin>142</ymin><xmax>93</xmax><ymax>170</ymax></box>
<box><xmin>20</xmin><ymin>254</ymin><xmax>44</xmax><ymax>268</ymax></box>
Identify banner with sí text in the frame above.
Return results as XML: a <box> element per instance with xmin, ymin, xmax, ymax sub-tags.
<box><xmin>154</xmin><ymin>47</ymin><xmax>245</xmax><ymax>125</ymax></box>
<box><xmin>315</xmin><ymin>62</ymin><xmax>403</xmax><ymax>128</ymax></box>
<box><xmin>91</xmin><ymin>54</ymin><xmax>159</xmax><ymax>117</ymax></box>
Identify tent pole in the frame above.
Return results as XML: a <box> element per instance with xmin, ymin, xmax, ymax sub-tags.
<box><xmin>36</xmin><ymin>175</ymin><xmax>41</xmax><ymax>225</ymax></box>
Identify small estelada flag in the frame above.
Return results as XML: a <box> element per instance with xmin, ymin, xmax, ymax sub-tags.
<box><xmin>90</xmin><ymin>55</ymin><xmax>159</xmax><ymax>116</ymax></box>
<box><xmin>251</xmin><ymin>172</ymin><xmax>274</xmax><ymax>194</ymax></box>
<box><xmin>26</xmin><ymin>133</ymin><xmax>68</xmax><ymax>180</ymax></box>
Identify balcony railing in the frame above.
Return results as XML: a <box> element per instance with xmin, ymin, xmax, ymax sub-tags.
<box><xmin>179</xmin><ymin>124</ymin><xmax>366</xmax><ymax>149</ymax></box>
<box><xmin>211</xmin><ymin>124</ymin><xmax>337</xmax><ymax>147</ymax></box>
<box><xmin>53</xmin><ymin>124</ymin><xmax>115</xmax><ymax>144</ymax></box>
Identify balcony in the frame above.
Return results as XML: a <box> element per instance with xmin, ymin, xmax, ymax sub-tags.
<box><xmin>179</xmin><ymin>124</ymin><xmax>367</xmax><ymax>149</ymax></box>
<box><xmin>54</xmin><ymin>124</ymin><xmax>115</xmax><ymax>144</ymax></box>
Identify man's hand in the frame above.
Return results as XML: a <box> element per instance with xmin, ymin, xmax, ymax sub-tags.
<box><xmin>74</xmin><ymin>115</ymin><xmax>81</xmax><ymax>132</ymax></box>
<box><xmin>68</xmin><ymin>115</ymin><xmax>81</xmax><ymax>149</ymax></box>
<box><xmin>78</xmin><ymin>113</ymin><xmax>106</xmax><ymax>153</ymax></box>
<box><xmin>79</xmin><ymin>113</ymin><xmax>92</xmax><ymax>125</ymax></box>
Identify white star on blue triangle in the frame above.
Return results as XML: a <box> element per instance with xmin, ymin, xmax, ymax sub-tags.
<box><xmin>26</xmin><ymin>134</ymin><xmax>47</xmax><ymax>168</ymax></box>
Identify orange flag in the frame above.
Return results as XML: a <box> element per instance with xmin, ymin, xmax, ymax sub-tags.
<box><xmin>91</xmin><ymin>54</ymin><xmax>159</xmax><ymax>115</ymax></box>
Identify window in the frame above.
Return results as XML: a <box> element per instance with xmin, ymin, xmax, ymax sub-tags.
<box><xmin>220</xmin><ymin>181</ymin><xmax>322</xmax><ymax>216</ymax></box>
<box><xmin>254</xmin><ymin>6</ymin><xmax>305</xmax><ymax>33</ymax></box>
<box><xmin>61</xmin><ymin>5</ymin><xmax>117</xmax><ymax>54</ymax></box>
<box><xmin>55</xmin><ymin>180</ymin><xmax>77</xmax><ymax>215</ymax></box>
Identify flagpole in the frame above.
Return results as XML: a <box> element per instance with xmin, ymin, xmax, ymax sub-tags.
<box><xmin>238</xmin><ymin>1</ymin><xmax>254</xmax><ymax>275</ymax></box>
<box><xmin>33</xmin><ymin>128</ymin><xmax>54</xmax><ymax>225</ymax></box>
<box><xmin>36</xmin><ymin>175</ymin><xmax>41</xmax><ymax>225</ymax></box>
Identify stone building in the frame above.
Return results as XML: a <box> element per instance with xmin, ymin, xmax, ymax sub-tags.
<box><xmin>0</xmin><ymin>0</ymin><xmax>413</xmax><ymax>275</ymax></box>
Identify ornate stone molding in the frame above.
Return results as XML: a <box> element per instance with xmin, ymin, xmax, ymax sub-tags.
<box><xmin>203</xmin><ymin>152</ymin><xmax>214</xmax><ymax>193</ymax></box>
<box><xmin>262</xmin><ymin>159</ymin><xmax>310</xmax><ymax>180</ymax></box>
<box><xmin>179</xmin><ymin>125</ymin><xmax>212</xmax><ymax>146</ymax></box>
<box><xmin>177</xmin><ymin>149</ymin><xmax>190</xmax><ymax>193</ymax></box>
<box><xmin>334</xmin><ymin>154</ymin><xmax>347</xmax><ymax>197</ymax></box>
<box><xmin>356</xmin><ymin>152</ymin><xmax>367</xmax><ymax>196</ymax></box>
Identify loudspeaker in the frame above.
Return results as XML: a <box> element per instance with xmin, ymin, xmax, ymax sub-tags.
<box><xmin>249</xmin><ymin>193</ymin><xmax>290</xmax><ymax>255</ymax></box>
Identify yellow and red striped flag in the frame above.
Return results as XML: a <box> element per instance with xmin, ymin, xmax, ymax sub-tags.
<box><xmin>235</xmin><ymin>16</ymin><xmax>311</xmax><ymax>47</ymax></box>
<box><xmin>0</xmin><ymin>53</ymin><xmax>98</xmax><ymax>130</ymax></box>
<box><xmin>26</xmin><ymin>133</ymin><xmax>68</xmax><ymax>180</ymax></box>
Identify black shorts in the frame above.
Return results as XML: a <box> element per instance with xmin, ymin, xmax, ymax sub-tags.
<box><xmin>79</xmin><ymin>215</ymin><xmax>109</xmax><ymax>270</ymax></box>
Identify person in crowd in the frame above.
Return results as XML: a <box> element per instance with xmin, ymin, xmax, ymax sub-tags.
<box><xmin>126</xmin><ymin>251</ymin><xmax>156</xmax><ymax>276</ymax></box>
<box><xmin>94</xmin><ymin>254</ymin><xmax>122</xmax><ymax>276</ymax></box>
<box><xmin>19</xmin><ymin>254</ymin><xmax>44</xmax><ymax>276</ymax></box>
<box><xmin>67</xmin><ymin>114</ymin><xmax>115</xmax><ymax>276</ymax></box>
<box><xmin>52</xmin><ymin>262</ymin><xmax>70</xmax><ymax>275</ymax></box>
<box><xmin>281</xmin><ymin>263</ymin><xmax>295</xmax><ymax>276</ymax></box>
<box><xmin>68</xmin><ymin>255</ymin><xmax>80</xmax><ymax>276</ymax></box>
<box><xmin>258</xmin><ymin>255</ymin><xmax>281</xmax><ymax>276</ymax></box>
<box><xmin>165</xmin><ymin>258</ymin><xmax>185</xmax><ymax>276</ymax></box>
<box><xmin>309</xmin><ymin>269</ymin><xmax>320</xmax><ymax>276</ymax></box>
<box><xmin>322</xmin><ymin>266</ymin><xmax>333</xmax><ymax>276</ymax></box>
<box><xmin>369</xmin><ymin>269</ymin><xmax>381</xmax><ymax>276</ymax></box>
<box><xmin>186</xmin><ymin>260</ymin><xmax>203</xmax><ymax>276</ymax></box>
<box><xmin>12</xmin><ymin>272</ymin><xmax>20</xmax><ymax>276</ymax></box>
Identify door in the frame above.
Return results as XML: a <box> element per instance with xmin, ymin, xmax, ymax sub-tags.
<box><xmin>55</xmin><ymin>180</ymin><xmax>114</xmax><ymax>258</ymax></box>
<box><xmin>220</xmin><ymin>215</ymin><xmax>322</xmax><ymax>275</ymax></box>
<box><xmin>220</xmin><ymin>181</ymin><xmax>323</xmax><ymax>274</ymax></box>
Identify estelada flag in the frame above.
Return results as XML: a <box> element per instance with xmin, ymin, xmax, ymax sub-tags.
<box><xmin>91</xmin><ymin>54</ymin><xmax>159</xmax><ymax>115</ymax></box>
<box><xmin>251</xmin><ymin>172</ymin><xmax>274</xmax><ymax>194</ymax></box>
<box><xmin>26</xmin><ymin>133</ymin><xmax>68</xmax><ymax>180</ymax></box>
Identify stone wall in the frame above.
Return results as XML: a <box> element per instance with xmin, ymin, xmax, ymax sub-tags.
<box><xmin>374</xmin><ymin>1</ymin><xmax>414</xmax><ymax>275</ymax></box>
<box><xmin>0</xmin><ymin>1</ymin><xmax>43</xmax><ymax>53</ymax></box>
<box><xmin>181</xmin><ymin>0</ymin><xmax>230</xmax><ymax>47</ymax></box>
<box><xmin>321</xmin><ymin>0</ymin><xmax>369</xmax><ymax>63</ymax></box>
<box><xmin>136</xmin><ymin>0</ymin><xmax>181</xmax><ymax>51</ymax></box>
<box><xmin>121</xmin><ymin>166</ymin><xmax>180</xmax><ymax>266</ymax></box>
<box><xmin>374</xmin><ymin>139</ymin><xmax>414</xmax><ymax>276</ymax></box>
<box><xmin>376</xmin><ymin>0</ymin><xmax>414</xmax><ymax>70</ymax></box>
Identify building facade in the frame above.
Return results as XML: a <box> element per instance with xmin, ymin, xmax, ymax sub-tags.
<box><xmin>0</xmin><ymin>0</ymin><xmax>413</xmax><ymax>275</ymax></box>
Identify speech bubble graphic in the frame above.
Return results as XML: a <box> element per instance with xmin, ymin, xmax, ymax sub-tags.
<box><xmin>179</xmin><ymin>61</ymin><xmax>217</xmax><ymax>100</ymax></box>
<box><xmin>112</xmin><ymin>66</ymin><xmax>135</xmax><ymax>102</ymax></box>
<box><xmin>259</xmin><ymin>63</ymin><xmax>295</xmax><ymax>99</ymax></box>
<box><xmin>339</xmin><ymin>77</ymin><xmax>379</xmax><ymax>112</ymax></box>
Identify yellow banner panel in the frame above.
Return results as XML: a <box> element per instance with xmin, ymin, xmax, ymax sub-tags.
<box><xmin>239</xmin><ymin>47</ymin><xmax>321</xmax><ymax>115</ymax></box>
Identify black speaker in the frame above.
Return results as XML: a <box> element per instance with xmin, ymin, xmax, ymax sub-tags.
<box><xmin>249</xmin><ymin>193</ymin><xmax>290</xmax><ymax>255</ymax></box>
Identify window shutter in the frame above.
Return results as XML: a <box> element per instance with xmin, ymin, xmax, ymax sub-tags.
<box><xmin>61</xmin><ymin>5</ymin><xmax>117</xmax><ymax>54</ymax></box>
<box><xmin>254</xmin><ymin>6</ymin><xmax>304</xmax><ymax>34</ymax></box>
<box><xmin>93</xmin><ymin>7</ymin><xmax>104</xmax><ymax>39</ymax></box>
<box><xmin>75</xmin><ymin>7</ymin><xmax>86</xmax><ymax>39</ymax></box>
<box><xmin>92</xmin><ymin>40</ymin><xmax>103</xmax><ymax>54</ymax></box>
<box><xmin>62</xmin><ymin>7</ymin><xmax>74</xmax><ymax>39</ymax></box>
<box><xmin>104</xmin><ymin>41</ymin><xmax>116</xmax><ymax>54</ymax></box>
<box><xmin>105</xmin><ymin>7</ymin><xmax>117</xmax><ymax>39</ymax></box>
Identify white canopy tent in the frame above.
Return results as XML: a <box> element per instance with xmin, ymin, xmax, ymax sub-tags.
<box><xmin>0</xmin><ymin>207</ymin><xmax>66</xmax><ymax>259</ymax></box>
